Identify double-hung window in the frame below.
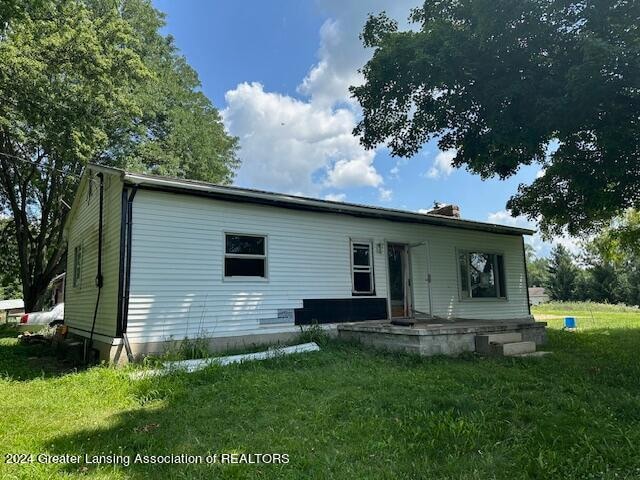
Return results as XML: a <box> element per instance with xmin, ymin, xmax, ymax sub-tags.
<box><xmin>224</xmin><ymin>233</ymin><xmax>267</xmax><ymax>278</ymax></box>
<box><xmin>458</xmin><ymin>251</ymin><xmax>506</xmax><ymax>299</ymax></box>
<box><xmin>351</xmin><ymin>241</ymin><xmax>374</xmax><ymax>295</ymax></box>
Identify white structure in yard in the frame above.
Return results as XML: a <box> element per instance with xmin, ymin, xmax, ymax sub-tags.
<box><xmin>528</xmin><ymin>287</ymin><xmax>550</xmax><ymax>305</ymax></box>
<box><xmin>64</xmin><ymin>165</ymin><xmax>536</xmax><ymax>362</ymax></box>
<box><xmin>0</xmin><ymin>299</ymin><xmax>24</xmax><ymax>322</ymax></box>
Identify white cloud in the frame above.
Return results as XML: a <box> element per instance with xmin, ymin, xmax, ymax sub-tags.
<box><xmin>536</xmin><ymin>168</ymin><xmax>546</xmax><ymax>179</ymax></box>
<box><xmin>297</xmin><ymin>19</ymin><xmax>363</xmax><ymax>108</ymax></box>
<box><xmin>426</xmin><ymin>149</ymin><xmax>456</xmax><ymax>179</ymax></box>
<box><xmin>325</xmin><ymin>155</ymin><xmax>382</xmax><ymax>188</ymax></box>
<box><xmin>417</xmin><ymin>208</ymin><xmax>431</xmax><ymax>214</ymax></box>
<box><xmin>299</xmin><ymin>0</ymin><xmax>416</xmax><ymax>107</ymax></box>
<box><xmin>553</xmin><ymin>235</ymin><xmax>585</xmax><ymax>256</ymax></box>
<box><xmin>223</xmin><ymin>82</ymin><xmax>381</xmax><ymax>194</ymax></box>
<box><xmin>378</xmin><ymin>188</ymin><xmax>393</xmax><ymax>201</ymax></box>
<box><xmin>389</xmin><ymin>157</ymin><xmax>408</xmax><ymax>179</ymax></box>
<box><xmin>487</xmin><ymin>210</ymin><xmax>583</xmax><ymax>257</ymax></box>
<box><xmin>487</xmin><ymin>210</ymin><xmax>531</xmax><ymax>226</ymax></box>
<box><xmin>324</xmin><ymin>192</ymin><xmax>347</xmax><ymax>202</ymax></box>
<box><xmin>223</xmin><ymin>1</ymin><xmax>417</xmax><ymax>197</ymax></box>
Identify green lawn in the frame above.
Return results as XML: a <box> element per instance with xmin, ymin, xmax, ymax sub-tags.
<box><xmin>1</xmin><ymin>303</ymin><xmax>640</xmax><ymax>479</ymax></box>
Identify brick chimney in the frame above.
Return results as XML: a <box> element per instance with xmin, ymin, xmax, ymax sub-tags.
<box><xmin>427</xmin><ymin>203</ymin><xmax>461</xmax><ymax>218</ymax></box>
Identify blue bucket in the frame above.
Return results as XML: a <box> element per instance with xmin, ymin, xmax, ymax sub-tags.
<box><xmin>564</xmin><ymin>317</ymin><xmax>577</xmax><ymax>329</ymax></box>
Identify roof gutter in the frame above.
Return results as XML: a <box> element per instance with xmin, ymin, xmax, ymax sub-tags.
<box><xmin>123</xmin><ymin>173</ymin><xmax>535</xmax><ymax>236</ymax></box>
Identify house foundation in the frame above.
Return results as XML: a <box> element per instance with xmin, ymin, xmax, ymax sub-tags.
<box><xmin>337</xmin><ymin>319</ymin><xmax>547</xmax><ymax>356</ymax></box>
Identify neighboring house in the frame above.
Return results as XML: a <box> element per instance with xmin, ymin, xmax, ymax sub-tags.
<box><xmin>50</xmin><ymin>273</ymin><xmax>66</xmax><ymax>306</ymax></box>
<box><xmin>64</xmin><ymin>165</ymin><xmax>535</xmax><ymax>362</ymax></box>
<box><xmin>528</xmin><ymin>287</ymin><xmax>550</xmax><ymax>306</ymax></box>
<box><xmin>0</xmin><ymin>299</ymin><xmax>24</xmax><ymax>323</ymax></box>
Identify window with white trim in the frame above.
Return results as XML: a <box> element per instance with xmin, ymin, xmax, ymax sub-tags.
<box><xmin>351</xmin><ymin>241</ymin><xmax>374</xmax><ymax>295</ymax></box>
<box><xmin>224</xmin><ymin>234</ymin><xmax>267</xmax><ymax>278</ymax></box>
<box><xmin>73</xmin><ymin>244</ymin><xmax>83</xmax><ymax>288</ymax></box>
<box><xmin>458</xmin><ymin>251</ymin><xmax>506</xmax><ymax>299</ymax></box>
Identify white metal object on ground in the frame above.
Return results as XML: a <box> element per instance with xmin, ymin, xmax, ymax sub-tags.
<box><xmin>130</xmin><ymin>342</ymin><xmax>320</xmax><ymax>379</ymax></box>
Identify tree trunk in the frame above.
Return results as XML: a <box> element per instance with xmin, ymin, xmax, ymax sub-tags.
<box><xmin>21</xmin><ymin>244</ymin><xmax>66</xmax><ymax>312</ymax></box>
<box><xmin>22</xmin><ymin>284</ymin><xmax>42</xmax><ymax>313</ymax></box>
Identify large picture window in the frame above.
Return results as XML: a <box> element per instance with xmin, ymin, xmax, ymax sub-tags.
<box><xmin>224</xmin><ymin>234</ymin><xmax>267</xmax><ymax>278</ymax></box>
<box><xmin>351</xmin><ymin>241</ymin><xmax>374</xmax><ymax>295</ymax></box>
<box><xmin>458</xmin><ymin>251</ymin><xmax>506</xmax><ymax>299</ymax></box>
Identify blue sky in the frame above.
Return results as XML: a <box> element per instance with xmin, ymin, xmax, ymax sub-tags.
<box><xmin>153</xmin><ymin>0</ymin><xmax>574</xmax><ymax>256</ymax></box>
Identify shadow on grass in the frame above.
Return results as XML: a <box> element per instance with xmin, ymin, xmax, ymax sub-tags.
<box><xmin>0</xmin><ymin>325</ymin><xmax>79</xmax><ymax>381</ymax></box>
<box><xmin>29</xmin><ymin>326</ymin><xmax>640</xmax><ymax>479</ymax></box>
<box><xmin>0</xmin><ymin>323</ymin><xmax>42</xmax><ymax>338</ymax></box>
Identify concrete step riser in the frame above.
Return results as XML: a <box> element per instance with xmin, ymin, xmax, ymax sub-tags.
<box><xmin>493</xmin><ymin>341</ymin><xmax>537</xmax><ymax>356</ymax></box>
<box><xmin>475</xmin><ymin>332</ymin><xmax>523</xmax><ymax>354</ymax></box>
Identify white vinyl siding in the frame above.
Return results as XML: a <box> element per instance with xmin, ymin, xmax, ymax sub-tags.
<box><xmin>64</xmin><ymin>170</ymin><xmax>122</xmax><ymax>337</ymax></box>
<box><xmin>125</xmin><ymin>190</ymin><xmax>529</xmax><ymax>344</ymax></box>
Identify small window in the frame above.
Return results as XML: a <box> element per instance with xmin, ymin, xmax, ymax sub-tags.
<box><xmin>352</xmin><ymin>241</ymin><xmax>374</xmax><ymax>295</ymax></box>
<box><xmin>224</xmin><ymin>234</ymin><xmax>267</xmax><ymax>278</ymax></box>
<box><xmin>73</xmin><ymin>245</ymin><xmax>83</xmax><ymax>288</ymax></box>
<box><xmin>458</xmin><ymin>251</ymin><xmax>506</xmax><ymax>299</ymax></box>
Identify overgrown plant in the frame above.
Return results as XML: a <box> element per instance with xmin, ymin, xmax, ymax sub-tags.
<box><xmin>158</xmin><ymin>335</ymin><xmax>212</xmax><ymax>362</ymax></box>
<box><xmin>298</xmin><ymin>322</ymin><xmax>330</xmax><ymax>347</ymax></box>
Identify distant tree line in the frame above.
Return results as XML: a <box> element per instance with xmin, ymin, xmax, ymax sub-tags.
<box><xmin>527</xmin><ymin>210</ymin><xmax>640</xmax><ymax>306</ymax></box>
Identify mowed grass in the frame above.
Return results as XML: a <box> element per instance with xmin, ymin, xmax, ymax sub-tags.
<box><xmin>1</xmin><ymin>303</ymin><xmax>639</xmax><ymax>480</ymax></box>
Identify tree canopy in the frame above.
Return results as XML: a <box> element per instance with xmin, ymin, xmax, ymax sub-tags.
<box><xmin>0</xmin><ymin>219</ymin><xmax>22</xmax><ymax>300</ymax></box>
<box><xmin>352</xmin><ymin>0</ymin><xmax>640</xmax><ymax>238</ymax></box>
<box><xmin>0</xmin><ymin>0</ymin><xmax>239</xmax><ymax>310</ymax></box>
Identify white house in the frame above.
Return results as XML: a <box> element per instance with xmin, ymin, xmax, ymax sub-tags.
<box><xmin>528</xmin><ymin>287</ymin><xmax>550</xmax><ymax>305</ymax></box>
<box><xmin>64</xmin><ymin>165</ymin><xmax>536</xmax><ymax>362</ymax></box>
<box><xmin>0</xmin><ymin>299</ymin><xmax>24</xmax><ymax>322</ymax></box>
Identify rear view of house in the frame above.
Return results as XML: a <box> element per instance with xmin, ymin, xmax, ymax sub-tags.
<box><xmin>64</xmin><ymin>165</ymin><xmax>542</xmax><ymax>362</ymax></box>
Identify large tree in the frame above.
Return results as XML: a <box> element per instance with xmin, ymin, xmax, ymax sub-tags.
<box><xmin>585</xmin><ymin>209</ymin><xmax>640</xmax><ymax>305</ymax></box>
<box><xmin>545</xmin><ymin>245</ymin><xmax>578</xmax><ymax>301</ymax></box>
<box><xmin>352</xmin><ymin>0</ymin><xmax>640</xmax><ymax>238</ymax></box>
<box><xmin>0</xmin><ymin>0</ymin><xmax>239</xmax><ymax>310</ymax></box>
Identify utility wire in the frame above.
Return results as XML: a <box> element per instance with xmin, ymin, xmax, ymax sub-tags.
<box><xmin>0</xmin><ymin>151</ymin><xmax>82</xmax><ymax>181</ymax></box>
<box><xmin>0</xmin><ymin>151</ymin><xmax>99</xmax><ymax>213</ymax></box>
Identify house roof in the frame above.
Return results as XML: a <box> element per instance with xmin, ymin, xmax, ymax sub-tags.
<box><xmin>0</xmin><ymin>299</ymin><xmax>24</xmax><ymax>311</ymax></box>
<box><xmin>528</xmin><ymin>287</ymin><xmax>548</xmax><ymax>297</ymax></box>
<box><xmin>89</xmin><ymin>164</ymin><xmax>535</xmax><ymax>236</ymax></box>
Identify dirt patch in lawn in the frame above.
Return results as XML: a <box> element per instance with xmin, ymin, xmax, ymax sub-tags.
<box><xmin>533</xmin><ymin>314</ymin><xmax>565</xmax><ymax>320</ymax></box>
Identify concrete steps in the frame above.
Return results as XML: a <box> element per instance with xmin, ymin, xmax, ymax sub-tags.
<box><xmin>475</xmin><ymin>332</ymin><xmax>537</xmax><ymax>357</ymax></box>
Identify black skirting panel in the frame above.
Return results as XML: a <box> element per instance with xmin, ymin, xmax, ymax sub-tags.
<box><xmin>294</xmin><ymin>298</ymin><xmax>388</xmax><ymax>325</ymax></box>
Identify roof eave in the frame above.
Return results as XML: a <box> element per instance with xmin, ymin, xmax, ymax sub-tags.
<box><xmin>123</xmin><ymin>172</ymin><xmax>535</xmax><ymax>236</ymax></box>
